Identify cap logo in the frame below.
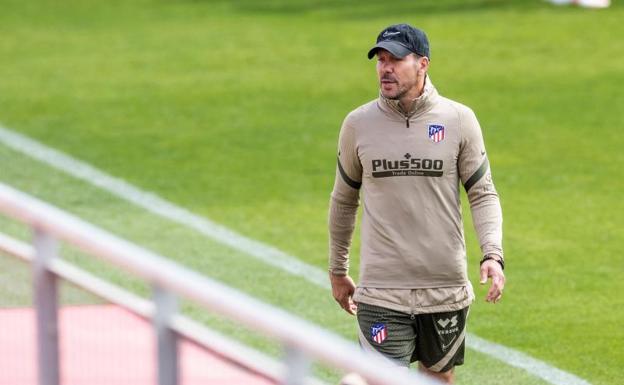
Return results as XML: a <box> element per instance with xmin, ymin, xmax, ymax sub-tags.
<box><xmin>382</xmin><ymin>30</ymin><xmax>400</xmax><ymax>38</ymax></box>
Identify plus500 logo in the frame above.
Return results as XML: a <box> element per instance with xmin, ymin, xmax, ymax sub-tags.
<box><xmin>372</xmin><ymin>158</ymin><xmax>443</xmax><ymax>171</ymax></box>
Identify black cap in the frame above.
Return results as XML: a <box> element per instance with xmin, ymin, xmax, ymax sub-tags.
<box><xmin>367</xmin><ymin>23</ymin><xmax>430</xmax><ymax>60</ymax></box>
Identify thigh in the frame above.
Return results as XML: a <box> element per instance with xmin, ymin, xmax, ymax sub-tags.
<box><xmin>414</xmin><ymin>307</ymin><xmax>469</xmax><ymax>372</ymax></box>
<box><xmin>356</xmin><ymin>302</ymin><xmax>416</xmax><ymax>367</ymax></box>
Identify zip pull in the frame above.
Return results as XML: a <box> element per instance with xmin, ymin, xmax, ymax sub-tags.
<box><xmin>406</xmin><ymin>117</ymin><xmax>410</xmax><ymax>128</ymax></box>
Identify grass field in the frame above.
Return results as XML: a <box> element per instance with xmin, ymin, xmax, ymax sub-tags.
<box><xmin>1</xmin><ymin>1</ymin><xmax>623</xmax><ymax>384</ymax></box>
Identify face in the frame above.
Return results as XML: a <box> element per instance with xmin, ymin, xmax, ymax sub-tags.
<box><xmin>376</xmin><ymin>49</ymin><xmax>428</xmax><ymax>101</ymax></box>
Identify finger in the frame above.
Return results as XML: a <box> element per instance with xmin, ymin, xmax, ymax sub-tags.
<box><xmin>486</xmin><ymin>281</ymin><xmax>499</xmax><ymax>301</ymax></box>
<box><xmin>342</xmin><ymin>298</ymin><xmax>356</xmax><ymax>315</ymax></box>
<box><xmin>486</xmin><ymin>276</ymin><xmax>504</xmax><ymax>302</ymax></box>
<box><xmin>492</xmin><ymin>274</ymin><xmax>505</xmax><ymax>292</ymax></box>
<box><xmin>497</xmin><ymin>274</ymin><xmax>506</xmax><ymax>291</ymax></box>
<box><xmin>487</xmin><ymin>287</ymin><xmax>501</xmax><ymax>302</ymax></box>
<box><xmin>338</xmin><ymin>295</ymin><xmax>354</xmax><ymax>315</ymax></box>
<box><xmin>479</xmin><ymin>266</ymin><xmax>488</xmax><ymax>284</ymax></box>
<box><xmin>347</xmin><ymin>300</ymin><xmax>357</xmax><ymax>315</ymax></box>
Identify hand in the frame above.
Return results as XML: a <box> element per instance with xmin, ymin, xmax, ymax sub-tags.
<box><xmin>480</xmin><ymin>259</ymin><xmax>505</xmax><ymax>303</ymax></box>
<box><xmin>329</xmin><ymin>272</ymin><xmax>357</xmax><ymax>315</ymax></box>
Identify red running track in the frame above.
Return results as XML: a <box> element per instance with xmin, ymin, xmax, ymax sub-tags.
<box><xmin>0</xmin><ymin>304</ymin><xmax>277</xmax><ymax>385</ymax></box>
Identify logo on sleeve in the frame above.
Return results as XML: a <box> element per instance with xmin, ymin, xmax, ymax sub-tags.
<box><xmin>428</xmin><ymin>124</ymin><xmax>445</xmax><ymax>143</ymax></box>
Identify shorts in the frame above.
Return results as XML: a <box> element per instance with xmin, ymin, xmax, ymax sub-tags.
<box><xmin>356</xmin><ymin>302</ymin><xmax>468</xmax><ymax>372</ymax></box>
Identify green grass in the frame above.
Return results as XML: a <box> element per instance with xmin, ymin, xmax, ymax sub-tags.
<box><xmin>1</xmin><ymin>1</ymin><xmax>623</xmax><ymax>384</ymax></box>
<box><xmin>0</xmin><ymin>137</ymin><xmax>552</xmax><ymax>385</ymax></box>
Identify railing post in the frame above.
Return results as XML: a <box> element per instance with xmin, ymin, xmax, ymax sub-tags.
<box><xmin>32</xmin><ymin>227</ymin><xmax>60</xmax><ymax>385</ymax></box>
<box><xmin>153</xmin><ymin>285</ymin><xmax>179</xmax><ymax>385</ymax></box>
<box><xmin>282</xmin><ymin>345</ymin><xmax>311</xmax><ymax>385</ymax></box>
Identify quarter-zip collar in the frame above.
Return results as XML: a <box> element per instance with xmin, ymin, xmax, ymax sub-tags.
<box><xmin>378</xmin><ymin>75</ymin><xmax>438</xmax><ymax>127</ymax></box>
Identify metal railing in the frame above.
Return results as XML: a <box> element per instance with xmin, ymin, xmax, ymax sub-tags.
<box><xmin>0</xmin><ymin>182</ymin><xmax>438</xmax><ymax>385</ymax></box>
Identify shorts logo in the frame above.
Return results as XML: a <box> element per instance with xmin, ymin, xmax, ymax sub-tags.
<box><xmin>370</xmin><ymin>323</ymin><xmax>387</xmax><ymax>344</ymax></box>
<box><xmin>428</xmin><ymin>124</ymin><xmax>445</xmax><ymax>143</ymax></box>
<box><xmin>437</xmin><ymin>315</ymin><xmax>458</xmax><ymax>328</ymax></box>
<box><xmin>441</xmin><ymin>335</ymin><xmax>458</xmax><ymax>351</ymax></box>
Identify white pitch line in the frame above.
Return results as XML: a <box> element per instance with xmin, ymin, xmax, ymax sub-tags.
<box><xmin>0</xmin><ymin>124</ymin><xmax>592</xmax><ymax>385</ymax></box>
<box><xmin>468</xmin><ymin>334</ymin><xmax>591</xmax><ymax>385</ymax></box>
<box><xmin>0</xmin><ymin>125</ymin><xmax>330</xmax><ymax>289</ymax></box>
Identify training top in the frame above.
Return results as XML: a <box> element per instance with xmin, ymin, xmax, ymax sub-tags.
<box><xmin>329</xmin><ymin>77</ymin><xmax>503</xmax><ymax>292</ymax></box>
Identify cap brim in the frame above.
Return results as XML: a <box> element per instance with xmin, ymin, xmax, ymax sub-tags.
<box><xmin>367</xmin><ymin>41</ymin><xmax>412</xmax><ymax>59</ymax></box>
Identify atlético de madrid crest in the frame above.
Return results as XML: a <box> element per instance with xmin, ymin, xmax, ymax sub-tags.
<box><xmin>428</xmin><ymin>124</ymin><xmax>445</xmax><ymax>143</ymax></box>
<box><xmin>370</xmin><ymin>323</ymin><xmax>387</xmax><ymax>344</ymax></box>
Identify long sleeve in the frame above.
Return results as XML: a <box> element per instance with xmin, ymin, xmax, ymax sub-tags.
<box><xmin>328</xmin><ymin>114</ymin><xmax>362</xmax><ymax>275</ymax></box>
<box><xmin>457</xmin><ymin>107</ymin><xmax>504</xmax><ymax>259</ymax></box>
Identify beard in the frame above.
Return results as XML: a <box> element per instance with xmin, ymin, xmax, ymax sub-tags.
<box><xmin>381</xmin><ymin>85</ymin><xmax>407</xmax><ymax>100</ymax></box>
<box><xmin>380</xmin><ymin>77</ymin><xmax>416</xmax><ymax>100</ymax></box>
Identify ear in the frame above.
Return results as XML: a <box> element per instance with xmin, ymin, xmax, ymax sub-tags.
<box><xmin>418</xmin><ymin>56</ymin><xmax>429</xmax><ymax>72</ymax></box>
<box><xmin>418</xmin><ymin>56</ymin><xmax>430</xmax><ymax>75</ymax></box>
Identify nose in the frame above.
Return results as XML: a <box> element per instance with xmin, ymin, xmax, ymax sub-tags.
<box><xmin>378</xmin><ymin>60</ymin><xmax>393</xmax><ymax>74</ymax></box>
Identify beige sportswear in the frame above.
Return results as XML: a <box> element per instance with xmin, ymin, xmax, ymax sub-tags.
<box><xmin>328</xmin><ymin>77</ymin><xmax>503</xmax><ymax>312</ymax></box>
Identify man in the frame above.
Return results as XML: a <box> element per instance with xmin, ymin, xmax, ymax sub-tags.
<box><xmin>328</xmin><ymin>24</ymin><xmax>505</xmax><ymax>384</ymax></box>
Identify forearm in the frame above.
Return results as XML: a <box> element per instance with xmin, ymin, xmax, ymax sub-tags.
<box><xmin>329</xmin><ymin>113</ymin><xmax>362</xmax><ymax>275</ymax></box>
<box><xmin>328</xmin><ymin>195</ymin><xmax>359</xmax><ymax>275</ymax></box>
<box><xmin>467</xmin><ymin>179</ymin><xmax>503</xmax><ymax>258</ymax></box>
